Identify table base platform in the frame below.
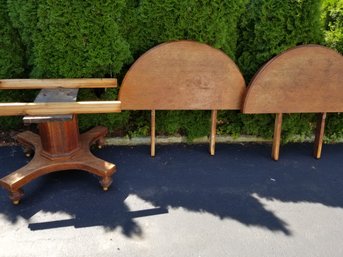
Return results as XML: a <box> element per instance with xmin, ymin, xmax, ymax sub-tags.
<box><xmin>0</xmin><ymin>126</ymin><xmax>115</xmax><ymax>204</ymax></box>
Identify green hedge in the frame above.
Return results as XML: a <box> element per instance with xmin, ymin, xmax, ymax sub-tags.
<box><xmin>322</xmin><ymin>0</ymin><xmax>343</xmax><ymax>53</ymax></box>
<box><xmin>123</xmin><ymin>0</ymin><xmax>247</xmax><ymax>58</ymax></box>
<box><xmin>0</xmin><ymin>0</ymin><xmax>342</xmax><ymax>142</ymax></box>
<box><xmin>0</xmin><ymin>1</ymin><xmax>23</xmax><ymax>79</ymax></box>
<box><xmin>321</xmin><ymin>0</ymin><xmax>343</xmax><ymax>143</ymax></box>
<box><xmin>0</xmin><ymin>0</ymin><xmax>25</xmax><ymax>129</ymax></box>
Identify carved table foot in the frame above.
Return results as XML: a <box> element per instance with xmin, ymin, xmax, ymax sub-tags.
<box><xmin>9</xmin><ymin>189</ymin><xmax>24</xmax><ymax>205</ymax></box>
<box><xmin>100</xmin><ymin>176</ymin><xmax>113</xmax><ymax>191</ymax></box>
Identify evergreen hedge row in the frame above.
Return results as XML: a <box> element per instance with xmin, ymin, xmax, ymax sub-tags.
<box><xmin>0</xmin><ymin>0</ymin><xmax>28</xmax><ymax>129</ymax></box>
<box><xmin>0</xmin><ymin>0</ymin><xmax>342</xmax><ymax>142</ymax></box>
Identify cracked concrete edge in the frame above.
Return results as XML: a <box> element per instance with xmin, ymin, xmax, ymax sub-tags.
<box><xmin>104</xmin><ymin>134</ymin><xmax>324</xmax><ymax>146</ymax></box>
<box><xmin>3</xmin><ymin>134</ymin><xmax>338</xmax><ymax>147</ymax></box>
<box><xmin>105</xmin><ymin>135</ymin><xmax>273</xmax><ymax>146</ymax></box>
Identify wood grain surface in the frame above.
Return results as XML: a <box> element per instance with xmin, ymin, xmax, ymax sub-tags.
<box><xmin>0</xmin><ymin>101</ymin><xmax>121</xmax><ymax>116</ymax></box>
<box><xmin>0</xmin><ymin>78</ymin><xmax>117</xmax><ymax>89</ymax></box>
<box><xmin>119</xmin><ymin>40</ymin><xmax>245</xmax><ymax>110</ymax></box>
<box><xmin>243</xmin><ymin>45</ymin><xmax>343</xmax><ymax>113</ymax></box>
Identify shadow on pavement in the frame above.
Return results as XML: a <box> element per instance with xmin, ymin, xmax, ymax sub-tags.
<box><xmin>0</xmin><ymin>143</ymin><xmax>342</xmax><ymax>237</ymax></box>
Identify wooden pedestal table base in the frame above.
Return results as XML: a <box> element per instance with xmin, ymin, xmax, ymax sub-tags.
<box><xmin>0</xmin><ymin>117</ymin><xmax>115</xmax><ymax>204</ymax></box>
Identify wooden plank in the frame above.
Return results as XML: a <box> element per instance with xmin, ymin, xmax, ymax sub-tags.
<box><xmin>243</xmin><ymin>45</ymin><xmax>343</xmax><ymax>114</ymax></box>
<box><xmin>151</xmin><ymin>110</ymin><xmax>156</xmax><ymax>157</ymax></box>
<box><xmin>313</xmin><ymin>112</ymin><xmax>326</xmax><ymax>159</ymax></box>
<box><xmin>0</xmin><ymin>101</ymin><xmax>121</xmax><ymax>116</ymax></box>
<box><xmin>0</xmin><ymin>78</ymin><xmax>117</xmax><ymax>89</ymax></box>
<box><xmin>209</xmin><ymin>110</ymin><xmax>217</xmax><ymax>156</ymax></box>
<box><xmin>272</xmin><ymin>113</ymin><xmax>283</xmax><ymax>161</ymax></box>
<box><xmin>119</xmin><ymin>40</ymin><xmax>245</xmax><ymax>110</ymax></box>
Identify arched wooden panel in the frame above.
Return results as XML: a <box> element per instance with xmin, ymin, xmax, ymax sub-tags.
<box><xmin>243</xmin><ymin>45</ymin><xmax>343</xmax><ymax>113</ymax></box>
<box><xmin>119</xmin><ymin>40</ymin><xmax>245</xmax><ymax>110</ymax></box>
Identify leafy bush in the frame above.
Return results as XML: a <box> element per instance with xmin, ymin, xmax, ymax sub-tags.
<box><xmin>322</xmin><ymin>0</ymin><xmax>343</xmax><ymax>53</ymax></box>
<box><xmin>320</xmin><ymin>0</ymin><xmax>343</xmax><ymax>142</ymax></box>
<box><xmin>0</xmin><ymin>0</ymin><xmax>23</xmax><ymax>79</ymax></box>
<box><xmin>32</xmin><ymin>0</ymin><xmax>131</xmax><ymax>78</ymax></box>
<box><xmin>123</xmin><ymin>0</ymin><xmax>247</xmax><ymax>58</ymax></box>
<box><xmin>0</xmin><ymin>0</ymin><xmax>342</xmax><ymax>142</ymax></box>
<box><xmin>326</xmin><ymin>113</ymin><xmax>343</xmax><ymax>142</ymax></box>
<box><xmin>6</xmin><ymin>0</ymin><xmax>39</xmax><ymax>73</ymax></box>
<box><xmin>0</xmin><ymin>0</ymin><xmax>25</xmax><ymax>130</ymax></box>
<box><xmin>237</xmin><ymin>0</ymin><xmax>322</xmax><ymax>81</ymax></box>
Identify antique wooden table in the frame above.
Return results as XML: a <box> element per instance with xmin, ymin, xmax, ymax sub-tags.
<box><xmin>0</xmin><ymin>88</ymin><xmax>116</xmax><ymax>204</ymax></box>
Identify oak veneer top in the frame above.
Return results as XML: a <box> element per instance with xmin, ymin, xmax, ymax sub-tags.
<box><xmin>119</xmin><ymin>40</ymin><xmax>245</xmax><ymax>110</ymax></box>
<box><xmin>243</xmin><ymin>45</ymin><xmax>343</xmax><ymax>113</ymax></box>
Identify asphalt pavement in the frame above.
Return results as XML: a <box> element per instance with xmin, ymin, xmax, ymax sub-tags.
<box><xmin>0</xmin><ymin>143</ymin><xmax>343</xmax><ymax>257</ymax></box>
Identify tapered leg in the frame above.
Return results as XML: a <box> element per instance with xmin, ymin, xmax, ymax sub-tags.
<box><xmin>151</xmin><ymin>110</ymin><xmax>156</xmax><ymax>157</ymax></box>
<box><xmin>272</xmin><ymin>113</ymin><xmax>283</xmax><ymax>161</ymax></box>
<box><xmin>313</xmin><ymin>113</ymin><xmax>326</xmax><ymax>159</ymax></box>
<box><xmin>209</xmin><ymin>110</ymin><xmax>217</xmax><ymax>156</ymax></box>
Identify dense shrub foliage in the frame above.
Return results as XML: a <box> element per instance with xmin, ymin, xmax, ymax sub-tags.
<box><xmin>122</xmin><ymin>0</ymin><xmax>247</xmax><ymax>58</ymax></box>
<box><xmin>322</xmin><ymin>0</ymin><xmax>343</xmax><ymax>53</ymax></box>
<box><xmin>0</xmin><ymin>1</ymin><xmax>23</xmax><ymax>79</ymax></box>
<box><xmin>237</xmin><ymin>0</ymin><xmax>323</xmax><ymax>81</ymax></box>
<box><xmin>0</xmin><ymin>0</ymin><xmax>342</xmax><ymax>142</ymax></box>
<box><xmin>0</xmin><ymin>1</ymin><xmax>26</xmax><ymax>129</ymax></box>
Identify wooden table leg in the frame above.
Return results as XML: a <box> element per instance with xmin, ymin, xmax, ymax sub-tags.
<box><xmin>209</xmin><ymin>110</ymin><xmax>217</xmax><ymax>156</ymax></box>
<box><xmin>313</xmin><ymin>112</ymin><xmax>326</xmax><ymax>159</ymax></box>
<box><xmin>272</xmin><ymin>113</ymin><xmax>283</xmax><ymax>161</ymax></box>
<box><xmin>151</xmin><ymin>110</ymin><xmax>156</xmax><ymax>157</ymax></box>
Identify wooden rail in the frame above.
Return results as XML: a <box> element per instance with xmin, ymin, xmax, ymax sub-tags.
<box><xmin>0</xmin><ymin>78</ymin><xmax>117</xmax><ymax>89</ymax></box>
<box><xmin>0</xmin><ymin>101</ymin><xmax>121</xmax><ymax>116</ymax></box>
